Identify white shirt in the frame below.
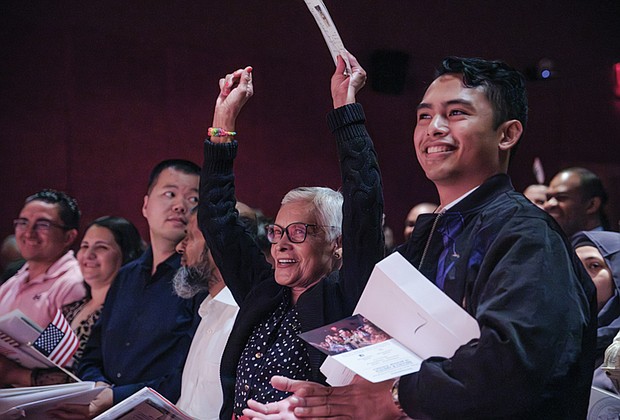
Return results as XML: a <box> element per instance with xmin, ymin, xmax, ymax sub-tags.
<box><xmin>176</xmin><ymin>286</ymin><xmax>239</xmax><ymax>419</ymax></box>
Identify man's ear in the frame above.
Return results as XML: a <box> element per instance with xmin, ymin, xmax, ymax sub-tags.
<box><xmin>498</xmin><ymin>120</ymin><xmax>523</xmax><ymax>151</ymax></box>
<box><xmin>585</xmin><ymin>196</ymin><xmax>602</xmax><ymax>215</ymax></box>
<box><xmin>142</xmin><ymin>195</ymin><xmax>149</xmax><ymax>219</ymax></box>
<box><xmin>64</xmin><ymin>228</ymin><xmax>78</xmax><ymax>248</ymax></box>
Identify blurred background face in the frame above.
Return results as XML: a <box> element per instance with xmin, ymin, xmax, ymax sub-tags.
<box><xmin>15</xmin><ymin>200</ymin><xmax>74</xmax><ymax>264</ymax></box>
<box><xmin>576</xmin><ymin>245</ymin><xmax>614</xmax><ymax>311</ymax></box>
<box><xmin>77</xmin><ymin>225</ymin><xmax>123</xmax><ymax>287</ymax></box>
<box><xmin>523</xmin><ymin>184</ymin><xmax>548</xmax><ymax>210</ymax></box>
<box><xmin>403</xmin><ymin>203</ymin><xmax>437</xmax><ymax>240</ymax></box>
<box><xmin>544</xmin><ymin>172</ymin><xmax>588</xmax><ymax>236</ymax></box>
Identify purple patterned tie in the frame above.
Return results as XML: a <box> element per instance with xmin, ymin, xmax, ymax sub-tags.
<box><xmin>435</xmin><ymin>214</ymin><xmax>464</xmax><ymax>292</ymax></box>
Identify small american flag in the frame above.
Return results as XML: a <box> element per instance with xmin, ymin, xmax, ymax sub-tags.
<box><xmin>32</xmin><ymin>309</ymin><xmax>79</xmax><ymax>367</ymax></box>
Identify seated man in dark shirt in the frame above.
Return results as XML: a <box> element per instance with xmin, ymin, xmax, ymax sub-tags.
<box><xmin>51</xmin><ymin>159</ymin><xmax>204</xmax><ymax>417</ymax></box>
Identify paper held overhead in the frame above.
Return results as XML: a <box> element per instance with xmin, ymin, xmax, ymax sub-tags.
<box><xmin>303</xmin><ymin>0</ymin><xmax>352</xmax><ymax>75</ymax></box>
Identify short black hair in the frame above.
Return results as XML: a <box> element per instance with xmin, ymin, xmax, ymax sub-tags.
<box><xmin>25</xmin><ymin>189</ymin><xmax>81</xmax><ymax>229</ymax></box>
<box><xmin>564</xmin><ymin>167</ymin><xmax>610</xmax><ymax>229</ymax></box>
<box><xmin>88</xmin><ymin>216</ymin><xmax>145</xmax><ymax>265</ymax></box>
<box><xmin>147</xmin><ymin>159</ymin><xmax>200</xmax><ymax>194</ymax></box>
<box><xmin>437</xmin><ymin>57</ymin><xmax>528</xmax><ymax>156</ymax></box>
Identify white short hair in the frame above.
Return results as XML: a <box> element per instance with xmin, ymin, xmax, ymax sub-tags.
<box><xmin>281</xmin><ymin>187</ymin><xmax>343</xmax><ymax>241</ymax></box>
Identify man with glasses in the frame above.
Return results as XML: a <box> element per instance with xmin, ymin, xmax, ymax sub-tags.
<box><xmin>0</xmin><ymin>189</ymin><xmax>85</xmax><ymax>330</ymax></box>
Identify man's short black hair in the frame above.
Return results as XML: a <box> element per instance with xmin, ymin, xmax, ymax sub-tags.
<box><xmin>564</xmin><ymin>167</ymin><xmax>610</xmax><ymax>230</ymax></box>
<box><xmin>437</xmin><ymin>57</ymin><xmax>528</xmax><ymax>157</ymax></box>
<box><xmin>25</xmin><ymin>189</ymin><xmax>81</xmax><ymax>229</ymax></box>
<box><xmin>147</xmin><ymin>159</ymin><xmax>200</xmax><ymax>194</ymax></box>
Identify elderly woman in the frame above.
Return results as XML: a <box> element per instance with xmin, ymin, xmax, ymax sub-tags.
<box><xmin>572</xmin><ymin>230</ymin><xmax>620</xmax><ymax>393</ymax></box>
<box><xmin>199</xmin><ymin>53</ymin><xmax>383</xmax><ymax>419</ymax></box>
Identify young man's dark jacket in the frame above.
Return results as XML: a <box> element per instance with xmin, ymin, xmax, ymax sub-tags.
<box><xmin>395</xmin><ymin>174</ymin><xmax>597</xmax><ymax>419</ymax></box>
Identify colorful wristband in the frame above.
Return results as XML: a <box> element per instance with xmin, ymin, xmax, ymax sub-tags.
<box><xmin>208</xmin><ymin>127</ymin><xmax>237</xmax><ymax>137</ymax></box>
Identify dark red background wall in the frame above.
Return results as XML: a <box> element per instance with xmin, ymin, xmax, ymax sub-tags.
<box><xmin>1</xmin><ymin>1</ymin><xmax>619</xmax><ymax>245</ymax></box>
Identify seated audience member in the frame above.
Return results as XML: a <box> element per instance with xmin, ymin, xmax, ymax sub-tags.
<box><xmin>199</xmin><ymin>53</ymin><xmax>383</xmax><ymax>419</ymax></box>
<box><xmin>602</xmin><ymin>330</ymin><xmax>620</xmax><ymax>393</ymax></box>
<box><xmin>0</xmin><ymin>189</ymin><xmax>85</xmax><ymax>328</ymax></box>
<box><xmin>51</xmin><ymin>160</ymin><xmax>203</xmax><ymax>418</ymax></box>
<box><xmin>255</xmin><ymin>209</ymin><xmax>275</xmax><ymax>267</ymax></box>
<box><xmin>382</xmin><ymin>214</ymin><xmax>395</xmax><ymax>254</ymax></box>
<box><xmin>522</xmin><ymin>183</ymin><xmax>547</xmax><ymax>209</ymax></box>
<box><xmin>403</xmin><ymin>202</ymin><xmax>437</xmax><ymax>241</ymax></box>
<box><xmin>573</xmin><ymin>230</ymin><xmax>620</xmax><ymax>394</ymax></box>
<box><xmin>0</xmin><ymin>234</ymin><xmax>24</xmax><ymax>283</ymax></box>
<box><xmin>244</xmin><ymin>57</ymin><xmax>596</xmax><ymax>419</ymax></box>
<box><xmin>66</xmin><ymin>216</ymin><xmax>144</xmax><ymax>361</ymax></box>
<box><xmin>544</xmin><ymin>167</ymin><xmax>611</xmax><ymax>238</ymax></box>
<box><xmin>0</xmin><ymin>216</ymin><xmax>143</xmax><ymax>387</ymax></box>
<box><xmin>173</xmin><ymin>208</ymin><xmax>239</xmax><ymax>419</ymax></box>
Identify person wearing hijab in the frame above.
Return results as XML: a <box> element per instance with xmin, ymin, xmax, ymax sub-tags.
<box><xmin>573</xmin><ymin>230</ymin><xmax>620</xmax><ymax>393</ymax></box>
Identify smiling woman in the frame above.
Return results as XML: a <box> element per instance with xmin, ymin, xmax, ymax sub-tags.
<box><xmin>68</xmin><ymin>216</ymin><xmax>144</xmax><ymax>362</ymax></box>
<box><xmin>198</xmin><ymin>53</ymin><xmax>385</xmax><ymax>419</ymax></box>
<box><xmin>0</xmin><ymin>215</ymin><xmax>143</xmax><ymax>387</ymax></box>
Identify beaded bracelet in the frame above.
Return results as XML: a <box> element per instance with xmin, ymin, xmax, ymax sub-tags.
<box><xmin>208</xmin><ymin>127</ymin><xmax>237</xmax><ymax>137</ymax></box>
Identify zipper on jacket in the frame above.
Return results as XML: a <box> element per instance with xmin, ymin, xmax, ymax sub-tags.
<box><xmin>418</xmin><ymin>212</ymin><xmax>442</xmax><ymax>272</ymax></box>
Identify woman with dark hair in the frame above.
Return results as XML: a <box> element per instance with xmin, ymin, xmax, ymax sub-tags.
<box><xmin>64</xmin><ymin>216</ymin><xmax>144</xmax><ymax>361</ymax></box>
<box><xmin>0</xmin><ymin>216</ymin><xmax>143</xmax><ymax>386</ymax></box>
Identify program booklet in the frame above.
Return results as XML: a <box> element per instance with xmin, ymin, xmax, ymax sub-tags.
<box><xmin>93</xmin><ymin>387</ymin><xmax>193</xmax><ymax>420</ymax></box>
<box><xmin>300</xmin><ymin>252</ymin><xmax>481</xmax><ymax>385</ymax></box>
<box><xmin>0</xmin><ymin>382</ymin><xmax>101</xmax><ymax>419</ymax></box>
<box><xmin>0</xmin><ymin>309</ymin><xmax>55</xmax><ymax>369</ymax></box>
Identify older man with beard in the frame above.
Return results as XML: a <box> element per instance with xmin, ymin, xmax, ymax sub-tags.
<box><xmin>173</xmin><ymin>207</ymin><xmax>239</xmax><ymax>419</ymax></box>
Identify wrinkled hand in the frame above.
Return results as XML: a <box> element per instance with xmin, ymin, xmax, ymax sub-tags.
<box><xmin>46</xmin><ymin>385</ymin><xmax>113</xmax><ymax>419</ymax></box>
<box><xmin>269</xmin><ymin>375</ymin><xmax>406</xmax><ymax>419</ymax></box>
<box><xmin>211</xmin><ymin>66</ymin><xmax>254</xmax><ymax>141</ymax></box>
<box><xmin>331</xmin><ymin>52</ymin><xmax>366</xmax><ymax>109</ymax></box>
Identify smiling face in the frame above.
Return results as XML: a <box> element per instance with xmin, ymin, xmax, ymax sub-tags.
<box><xmin>15</xmin><ymin>200</ymin><xmax>76</xmax><ymax>265</ymax></box>
<box><xmin>271</xmin><ymin>200</ymin><xmax>339</xmax><ymax>302</ymax></box>
<box><xmin>142</xmin><ymin>167</ymin><xmax>199</xmax><ymax>247</ymax></box>
<box><xmin>576</xmin><ymin>245</ymin><xmax>614</xmax><ymax>312</ymax></box>
<box><xmin>414</xmin><ymin>74</ymin><xmax>517</xmax><ymax>204</ymax></box>
<box><xmin>544</xmin><ymin>171</ymin><xmax>590</xmax><ymax>237</ymax></box>
<box><xmin>77</xmin><ymin>225</ymin><xmax>123</xmax><ymax>288</ymax></box>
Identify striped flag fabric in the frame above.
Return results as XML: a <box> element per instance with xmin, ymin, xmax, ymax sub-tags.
<box><xmin>32</xmin><ymin>309</ymin><xmax>79</xmax><ymax>367</ymax></box>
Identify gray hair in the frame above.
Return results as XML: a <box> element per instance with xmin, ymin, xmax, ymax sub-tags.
<box><xmin>172</xmin><ymin>247</ymin><xmax>220</xmax><ymax>298</ymax></box>
<box><xmin>281</xmin><ymin>187</ymin><xmax>343</xmax><ymax>241</ymax></box>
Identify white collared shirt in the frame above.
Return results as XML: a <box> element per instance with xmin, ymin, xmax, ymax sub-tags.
<box><xmin>439</xmin><ymin>185</ymin><xmax>480</xmax><ymax>213</ymax></box>
<box><xmin>176</xmin><ymin>286</ymin><xmax>239</xmax><ymax>419</ymax></box>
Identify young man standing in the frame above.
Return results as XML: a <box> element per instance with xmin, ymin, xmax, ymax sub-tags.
<box><xmin>246</xmin><ymin>58</ymin><xmax>597</xmax><ymax>420</ymax></box>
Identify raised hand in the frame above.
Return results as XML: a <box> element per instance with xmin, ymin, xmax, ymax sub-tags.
<box><xmin>331</xmin><ymin>52</ymin><xmax>366</xmax><ymax>109</ymax></box>
<box><xmin>211</xmin><ymin>66</ymin><xmax>254</xmax><ymax>143</ymax></box>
